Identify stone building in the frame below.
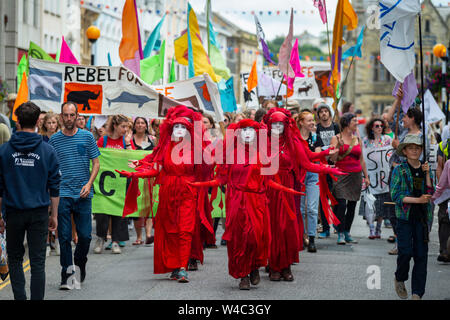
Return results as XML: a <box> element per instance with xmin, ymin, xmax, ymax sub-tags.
<box><xmin>343</xmin><ymin>0</ymin><xmax>449</xmax><ymax>117</ymax></box>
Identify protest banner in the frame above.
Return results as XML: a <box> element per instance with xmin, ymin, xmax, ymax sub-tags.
<box><xmin>28</xmin><ymin>58</ymin><xmax>224</xmax><ymax>121</ymax></box>
<box><xmin>428</xmin><ymin>144</ymin><xmax>439</xmax><ymax>186</ymax></box>
<box><xmin>151</xmin><ymin>73</ymin><xmax>224</xmax><ymax>122</ymax></box>
<box><xmin>262</xmin><ymin>61</ymin><xmax>332</xmax><ymax>100</ymax></box>
<box><xmin>363</xmin><ymin>145</ymin><xmax>394</xmax><ymax>195</ymax></box>
<box><xmin>240</xmin><ymin>72</ymin><xmax>259</xmax><ymax>109</ymax></box>
<box><xmin>92</xmin><ymin>148</ymin><xmax>158</xmax><ymax>218</ymax></box>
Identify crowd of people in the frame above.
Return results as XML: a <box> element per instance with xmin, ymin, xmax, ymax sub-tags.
<box><xmin>0</xmin><ymin>85</ymin><xmax>448</xmax><ymax>300</ymax></box>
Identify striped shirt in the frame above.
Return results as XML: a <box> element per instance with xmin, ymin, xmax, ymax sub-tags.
<box><xmin>49</xmin><ymin>128</ymin><xmax>100</xmax><ymax>198</ymax></box>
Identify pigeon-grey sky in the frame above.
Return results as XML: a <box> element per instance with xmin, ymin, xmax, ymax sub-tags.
<box><xmin>188</xmin><ymin>0</ymin><xmax>449</xmax><ymax>40</ymax></box>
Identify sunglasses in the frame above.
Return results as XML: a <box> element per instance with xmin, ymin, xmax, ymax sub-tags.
<box><xmin>373</xmin><ymin>124</ymin><xmax>383</xmax><ymax>128</ymax></box>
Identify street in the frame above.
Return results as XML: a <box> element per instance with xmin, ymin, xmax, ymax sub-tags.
<box><xmin>1</xmin><ymin>207</ymin><xmax>449</xmax><ymax>301</ymax></box>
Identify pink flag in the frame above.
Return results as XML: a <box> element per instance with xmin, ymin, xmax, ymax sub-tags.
<box><xmin>278</xmin><ymin>8</ymin><xmax>294</xmax><ymax>78</ymax></box>
<box><xmin>59</xmin><ymin>36</ymin><xmax>79</xmax><ymax>65</ymax></box>
<box><xmin>313</xmin><ymin>0</ymin><xmax>328</xmax><ymax>24</ymax></box>
<box><xmin>286</xmin><ymin>39</ymin><xmax>305</xmax><ymax>90</ymax></box>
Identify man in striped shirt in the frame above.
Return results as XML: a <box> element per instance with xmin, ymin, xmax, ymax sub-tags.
<box><xmin>49</xmin><ymin>101</ymin><xmax>100</xmax><ymax>290</ymax></box>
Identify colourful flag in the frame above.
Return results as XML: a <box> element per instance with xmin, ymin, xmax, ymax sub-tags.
<box><xmin>313</xmin><ymin>0</ymin><xmax>328</xmax><ymax>24</ymax></box>
<box><xmin>143</xmin><ymin>14</ymin><xmax>165</xmax><ymax>58</ymax></box>
<box><xmin>286</xmin><ymin>39</ymin><xmax>305</xmax><ymax>90</ymax></box>
<box><xmin>169</xmin><ymin>57</ymin><xmax>176</xmax><ymax>83</ymax></box>
<box><xmin>17</xmin><ymin>55</ymin><xmax>28</xmax><ymax>92</ymax></box>
<box><xmin>278</xmin><ymin>9</ymin><xmax>294</xmax><ymax>78</ymax></box>
<box><xmin>254</xmin><ymin>15</ymin><xmax>276</xmax><ymax>65</ymax></box>
<box><xmin>186</xmin><ymin>3</ymin><xmax>219</xmax><ymax>82</ymax></box>
<box><xmin>218</xmin><ymin>77</ymin><xmax>237</xmax><ymax>113</ymax></box>
<box><xmin>28</xmin><ymin>41</ymin><xmax>54</xmax><ymax>61</ymax></box>
<box><xmin>12</xmin><ymin>73</ymin><xmax>28</xmax><ymax>122</ymax></box>
<box><xmin>392</xmin><ymin>72</ymin><xmax>418</xmax><ymax>114</ymax></box>
<box><xmin>247</xmin><ymin>60</ymin><xmax>258</xmax><ymax>92</ymax></box>
<box><xmin>208</xmin><ymin>21</ymin><xmax>231</xmax><ymax>80</ymax></box>
<box><xmin>140</xmin><ymin>40</ymin><xmax>165</xmax><ymax>85</ymax></box>
<box><xmin>342</xmin><ymin>26</ymin><xmax>365</xmax><ymax>60</ymax></box>
<box><xmin>59</xmin><ymin>36</ymin><xmax>79</xmax><ymax>65</ymax></box>
<box><xmin>119</xmin><ymin>0</ymin><xmax>143</xmax><ymax>76</ymax></box>
<box><xmin>328</xmin><ymin>0</ymin><xmax>357</xmax><ymax>99</ymax></box>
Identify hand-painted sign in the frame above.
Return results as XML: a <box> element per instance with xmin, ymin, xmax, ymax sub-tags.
<box><xmin>363</xmin><ymin>145</ymin><xmax>395</xmax><ymax>195</ymax></box>
<box><xmin>28</xmin><ymin>59</ymin><xmax>224</xmax><ymax>120</ymax></box>
<box><xmin>151</xmin><ymin>73</ymin><xmax>224</xmax><ymax>122</ymax></box>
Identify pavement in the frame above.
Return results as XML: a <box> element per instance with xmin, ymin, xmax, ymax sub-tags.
<box><xmin>1</xmin><ymin>204</ymin><xmax>449</xmax><ymax>300</ymax></box>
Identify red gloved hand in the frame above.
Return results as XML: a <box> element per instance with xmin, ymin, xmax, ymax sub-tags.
<box><xmin>116</xmin><ymin>170</ymin><xmax>134</xmax><ymax>178</ymax></box>
<box><xmin>187</xmin><ymin>180</ymin><xmax>221</xmax><ymax>188</ymax></box>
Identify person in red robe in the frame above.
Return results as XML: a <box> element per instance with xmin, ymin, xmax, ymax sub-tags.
<box><xmin>117</xmin><ymin>106</ymin><xmax>212</xmax><ymax>283</ymax></box>
<box><xmin>190</xmin><ymin>119</ymin><xmax>304</xmax><ymax>290</ymax></box>
<box><xmin>263</xmin><ymin>108</ymin><xmax>344</xmax><ymax>281</ymax></box>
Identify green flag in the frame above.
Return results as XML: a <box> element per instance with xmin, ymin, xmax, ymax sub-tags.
<box><xmin>140</xmin><ymin>40</ymin><xmax>165</xmax><ymax>85</ymax></box>
<box><xmin>169</xmin><ymin>57</ymin><xmax>176</xmax><ymax>83</ymax></box>
<box><xmin>17</xmin><ymin>55</ymin><xmax>28</xmax><ymax>92</ymax></box>
<box><xmin>210</xmin><ymin>43</ymin><xmax>231</xmax><ymax>80</ymax></box>
<box><xmin>28</xmin><ymin>41</ymin><xmax>54</xmax><ymax>61</ymax></box>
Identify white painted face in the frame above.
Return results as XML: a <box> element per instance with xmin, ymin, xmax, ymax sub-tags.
<box><xmin>240</xmin><ymin>127</ymin><xmax>256</xmax><ymax>144</ymax></box>
<box><xmin>172</xmin><ymin>123</ymin><xmax>188</xmax><ymax>139</ymax></box>
<box><xmin>271</xmin><ymin>122</ymin><xmax>285</xmax><ymax>135</ymax></box>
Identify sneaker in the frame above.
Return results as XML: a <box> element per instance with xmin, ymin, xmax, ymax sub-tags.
<box><xmin>337</xmin><ymin>233</ymin><xmax>346</xmax><ymax>245</ymax></box>
<box><xmin>54</xmin><ymin>239</ymin><xmax>60</xmax><ymax>256</ymax></box>
<box><xmin>437</xmin><ymin>254</ymin><xmax>450</xmax><ymax>262</ymax></box>
<box><xmin>118</xmin><ymin>241</ymin><xmax>126</xmax><ymax>247</ymax></box>
<box><xmin>249</xmin><ymin>269</ymin><xmax>260</xmax><ymax>285</ymax></box>
<box><xmin>239</xmin><ymin>276</ymin><xmax>250</xmax><ymax>290</ymax></box>
<box><xmin>375</xmin><ymin>230</ymin><xmax>381</xmax><ymax>239</ymax></box>
<box><xmin>170</xmin><ymin>269</ymin><xmax>180</xmax><ymax>280</ymax></box>
<box><xmin>105</xmin><ymin>241</ymin><xmax>113</xmax><ymax>250</ymax></box>
<box><xmin>369</xmin><ymin>230</ymin><xmax>376</xmax><ymax>239</ymax></box>
<box><xmin>177</xmin><ymin>269</ymin><xmax>189</xmax><ymax>283</ymax></box>
<box><xmin>59</xmin><ymin>272</ymin><xmax>74</xmax><ymax>290</ymax></box>
<box><xmin>281</xmin><ymin>267</ymin><xmax>294</xmax><ymax>281</ymax></box>
<box><xmin>318</xmin><ymin>230</ymin><xmax>330</xmax><ymax>238</ymax></box>
<box><xmin>394</xmin><ymin>278</ymin><xmax>408</xmax><ymax>299</ymax></box>
<box><xmin>344</xmin><ymin>232</ymin><xmax>358</xmax><ymax>244</ymax></box>
<box><xmin>388</xmin><ymin>247</ymin><xmax>398</xmax><ymax>255</ymax></box>
<box><xmin>188</xmin><ymin>259</ymin><xmax>198</xmax><ymax>271</ymax></box>
<box><xmin>94</xmin><ymin>237</ymin><xmax>104</xmax><ymax>254</ymax></box>
<box><xmin>411</xmin><ymin>294</ymin><xmax>421</xmax><ymax>300</ymax></box>
<box><xmin>111</xmin><ymin>242</ymin><xmax>121</xmax><ymax>254</ymax></box>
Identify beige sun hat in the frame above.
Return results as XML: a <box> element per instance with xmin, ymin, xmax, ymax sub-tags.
<box><xmin>396</xmin><ymin>134</ymin><xmax>423</xmax><ymax>156</ymax></box>
<box><xmin>5</xmin><ymin>93</ymin><xmax>17</xmax><ymax>102</ymax></box>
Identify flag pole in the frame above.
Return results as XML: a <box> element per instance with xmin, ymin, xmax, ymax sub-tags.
<box><xmin>418</xmin><ymin>13</ymin><xmax>427</xmax><ymax>161</ymax></box>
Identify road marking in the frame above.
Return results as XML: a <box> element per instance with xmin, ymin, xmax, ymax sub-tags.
<box><xmin>0</xmin><ymin>260</ymin><xmax>30</xmax><ymax>290</ymax></box>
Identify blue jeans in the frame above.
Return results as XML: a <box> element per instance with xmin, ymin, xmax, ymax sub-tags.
<box><xmin>300</xmin><ymin>172</ymin><xmax>320</xmax><ymax>237</ymax></box>
<box><xmin>395</xmin><ymin>215</ymin><xmax>428</xmax><ymax>298</ymax></box>
<box><xmin>58</xmin><ymin>197</ymin><xmax>92</xmax><ymax>274</ymax></box>
<box><xmin>5</xmin><ymin>206</ymin><xmax>48</xmax><ymax>300</ymax></box>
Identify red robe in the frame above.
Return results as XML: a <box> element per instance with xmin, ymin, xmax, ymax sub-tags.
<box><xmin>153</xmin><ymin>142</ymin><xmax>198</xmax><ymax>274</ymax></box>
<box><xmin>219</xmin><ymin>149</ymin><xmax>271</xmax><ymax>279</ymax></box>
<box><xmin>267</xmin><ymin>136</ymin><xmax>301</xmax><ymax>272</ymax></box>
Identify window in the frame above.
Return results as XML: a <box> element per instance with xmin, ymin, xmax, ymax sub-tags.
<box><xmin>372</xmin><ymin>101</ymin><xmax>391</xmax><ymax>116</ymax></box>
<box><xmin>425</xmin><ymin>20</ymin><xmax>430</xmax><ymax>33</ymax></box>
<box><xmin>33</xmin><ymin>0</ymin><xmax>39</xmax><ymax>27</ymax></box>
<box><xmin>373</xmin><ymin>56</ymin><xmax>393</xmax><ymax>82</ymax></box>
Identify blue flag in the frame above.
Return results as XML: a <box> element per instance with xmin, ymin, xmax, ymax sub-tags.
<box><xmin>342</xmin><ymin>26</ymin><xmax>364</xmax><ymax>60</ymax></box>
<box><xmin>218</xmin><ymin>77</ymin><xmax>237</xmax><ymax>113</ymax></box>
<box><xmin>143</xmin><ymin>14</ymin><xmax>166</xmax><ymax>58</ymax></box>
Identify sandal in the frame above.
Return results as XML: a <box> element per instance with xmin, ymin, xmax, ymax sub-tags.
<box><xmin>132</xmin><ymin>240</ymin><xmax>144</xmax><ymax>245</ymax></box>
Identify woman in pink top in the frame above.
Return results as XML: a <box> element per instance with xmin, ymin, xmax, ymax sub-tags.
<box><xmin>432</xmin><ymin>159</ymin><xmax>450</xmax><ymax>262</ymax></box>
<box><xmin>330</xmin><ymin>113</ymin><xmax>370</xmax><ymax>245</ymax></box>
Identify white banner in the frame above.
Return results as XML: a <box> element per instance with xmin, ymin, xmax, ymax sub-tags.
<box><xmin>28</xmin><ymin>59</ymin><xmax>224</xmax><ymax>121</ymax></box>
<box><xmin>262</xmin><ymin>62</ymin><xmax>332</xmax><ymax>100</ymax></box>
<box><xmin>363</xmin><ymin>145</ymin><xmax>395</xmax><ymax>195</ymax></box>
<box><xmin>152</xmin><ymin>74</ymin><xmax>224</xmax><ymax>122</ymax></box>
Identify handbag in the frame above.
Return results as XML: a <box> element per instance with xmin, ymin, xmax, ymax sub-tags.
<box><xmin>0</xmin><ymin>232</ymin><xmax>8</xmax><ymax>281</ymax></box>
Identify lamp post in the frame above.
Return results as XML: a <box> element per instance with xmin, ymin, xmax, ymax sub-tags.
<box><xmin>86</xmin><ymin>26</ymin><xmax>100</xmax><ymax>66</ymax></box>
<box><xmin>433</xmin><ymin>43</ymin><xmax>448</xmax><ymax>124</ymax></box>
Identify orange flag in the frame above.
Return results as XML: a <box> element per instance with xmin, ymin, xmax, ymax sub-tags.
<box><xmin>247</xmin><ymin>60</ymin><xmax>258</xmax><ymax>92</ymax></box>
<box><xmin>12</xmin><ymin>72</ymin><xmax>28</xmax><ymax>122</ymax></box>
<box><xmin>119</xmin><ymin>0</ymin><xmax>143</xmax><ymax>76</ymax></box>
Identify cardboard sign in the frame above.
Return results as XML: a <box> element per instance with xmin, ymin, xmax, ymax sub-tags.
<box><xmin>363</xmin><ymin>145</ymin><xmax>395</xmax><ymax>195</ymax></box>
